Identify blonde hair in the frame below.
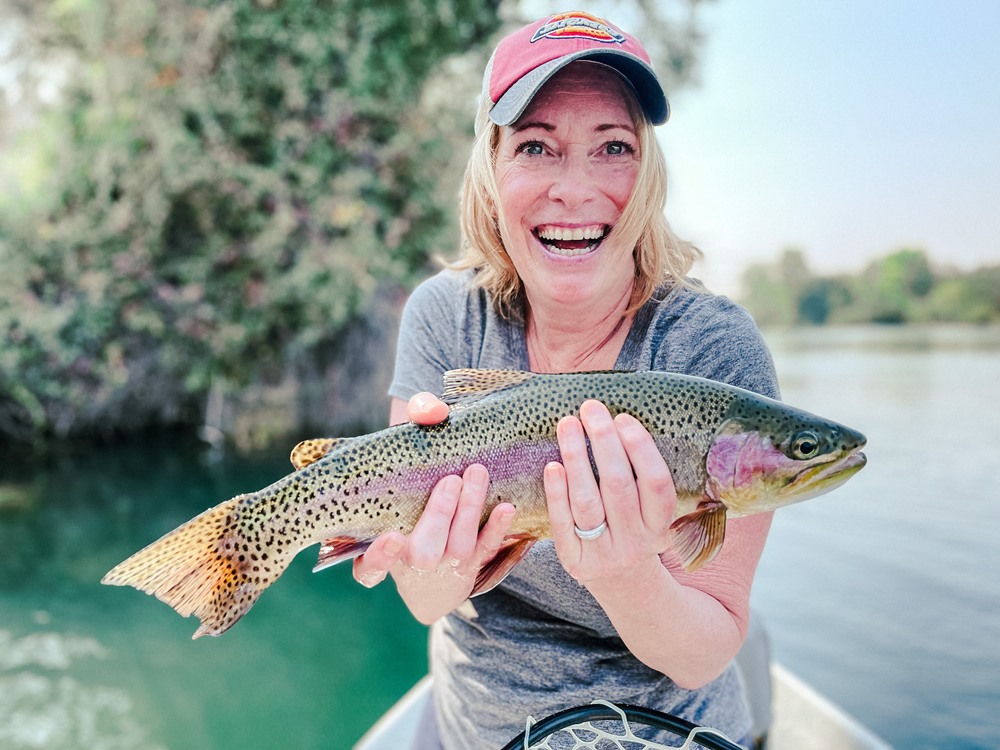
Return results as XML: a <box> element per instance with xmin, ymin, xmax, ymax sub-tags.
<box><xmin>452</xmin><ymin>72</ymin><xmax>701</xmax><ymax>317</ymax></box>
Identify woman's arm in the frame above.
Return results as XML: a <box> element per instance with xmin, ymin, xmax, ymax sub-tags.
<box><xmin>545</xmin><ymin>400</ymin><xmax>771</xmax><ymax>689</ymax></box>
<box><xmin>351</xmin><ymin>397</ymin><xmax>513</xmax><ymax>625</ymax></box>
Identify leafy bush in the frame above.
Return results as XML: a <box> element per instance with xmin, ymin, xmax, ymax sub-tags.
<box><xmin>0</xmin><ymin>0</ymin><xmax>501</xmax><ymax>441</ymax></box>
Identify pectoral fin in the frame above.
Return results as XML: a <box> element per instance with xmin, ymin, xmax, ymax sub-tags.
<box><xmin>668</xmin><ymin>502</ymin><xmax>728</xmax><ymax>572</ymax></box>
<box><xmin>313</xmin><ymin>536</ymin><xmax>375</xmax><ymax>572</ymax></box>
<box><xmin>471</xmin><ymin>535</ymin><xmax>536</xmax><ymax>596</ymax></box>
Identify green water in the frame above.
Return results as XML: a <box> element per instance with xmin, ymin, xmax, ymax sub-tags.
<box><xmin>3</xmin><ymin>323</ymin><xmax>999</xmax><ymax>749</ymax></box>
<box><xmin>0</xmin><ymin>434</ymin><xmax>428</xmax><ymax>749</ymax></box>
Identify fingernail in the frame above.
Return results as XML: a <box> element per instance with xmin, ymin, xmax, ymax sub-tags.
<box><xmin>465</xmin><ymin>464</ymin><xmax>488</xmax><ymax>490</ymax></box>
<box><xmin>358</xmin><ymin>571</ymin><xmax>386</xmax><ymax>588</ymax></box>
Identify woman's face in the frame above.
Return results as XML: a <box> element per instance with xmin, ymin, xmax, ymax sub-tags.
<box><xmin>494</xmin><ymin>63</ymin><xmax>641</xmax><ymax>313</ymax></box>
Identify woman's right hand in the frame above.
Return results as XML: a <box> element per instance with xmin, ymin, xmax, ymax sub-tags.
<box><xmin>352</xmin><ymin>393</ymin><xmax>516</xmax><ymax>624</ymax></box>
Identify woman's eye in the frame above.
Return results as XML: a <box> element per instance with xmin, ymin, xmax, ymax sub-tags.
<box><xmin>516</xmin><ymin>141</ymin><xmax>545</xmax><ymax>156</ymax></box>
<box><xmin>606</xmin><ymin>141</ymin><xmax>634</xmax><ymax>156</ymax></box>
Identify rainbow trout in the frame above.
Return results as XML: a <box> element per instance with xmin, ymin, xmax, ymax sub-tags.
<box><xmin>102</xmin><ymin>369</ymin><xmax>867</xmax><ymax>638</ymax></box>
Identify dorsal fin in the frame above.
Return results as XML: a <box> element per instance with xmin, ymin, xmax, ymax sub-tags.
<box><xmin>289</xmin><ymin>438</ymin><xmax>343</xmax><ymax>469</ymax></box>
<box><xmin>441</xmin><ymin>369</ymin><xmax>534</xmax><ymax>408</ymax></box>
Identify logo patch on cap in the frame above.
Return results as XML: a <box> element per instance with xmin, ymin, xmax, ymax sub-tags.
<box><xmin>530</xmin><ymin>12</ymin><xmax>625</xmax><ymax>45</ymax></box>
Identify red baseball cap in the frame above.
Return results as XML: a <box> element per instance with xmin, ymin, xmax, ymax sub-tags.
<box><xmin>484</xmin><ymin>11</ymin><xmax>669</xmax><ymax>126</ymax></box>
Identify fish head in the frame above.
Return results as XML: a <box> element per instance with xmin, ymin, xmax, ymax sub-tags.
<box><xmin>705</xmin><ymin>400</ymin><xmax>867</xmax><ymax>516</ymax></box>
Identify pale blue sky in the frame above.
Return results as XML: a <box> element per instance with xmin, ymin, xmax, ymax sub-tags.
<box><xmin>654</xmin><ymin>1</ymin><xmax>1000</xmax><ymax>294</ymax></box>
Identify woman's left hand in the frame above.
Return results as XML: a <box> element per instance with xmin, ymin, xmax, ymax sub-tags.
<box><xmin>544</xmin><ymin>399</ymin><xmax>677</xmax><ymax>585</ymax></box>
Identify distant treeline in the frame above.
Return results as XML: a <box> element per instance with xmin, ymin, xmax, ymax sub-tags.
<box><xmin>740</xmin><ymin>248</ymin><xmax>1000</xmax><ymax>326</ymax></box>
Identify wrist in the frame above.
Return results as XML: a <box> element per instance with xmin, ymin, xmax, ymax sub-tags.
<box><xmin>392</xmin><ymin>565</ymin><xmax>476</xmax><ymax>624</ymax></box>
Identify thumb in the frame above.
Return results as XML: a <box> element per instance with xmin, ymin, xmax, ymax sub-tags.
<box><xmin>408</xmin><ymin>392</ymin><xmax>450</xmax><ymax>426</ymax></box>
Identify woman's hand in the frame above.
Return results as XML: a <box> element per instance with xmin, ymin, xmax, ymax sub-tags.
<box><xmin>544</xmin><ymin>399</ymin><xmax>771</xmax><ymax>688</ymax></box>
<box><xmin>352</xmin><ymin>393</ymin><xmax>515</xmax><ymax>624</ymax></box>
<box><xmin>543</xmin><ymin>399</ymin><xmax>678</xmax><ymax>586</ymax></box>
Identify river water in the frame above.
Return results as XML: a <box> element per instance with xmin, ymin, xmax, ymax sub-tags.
<box><xmin>0</xmin><ymin>324</ymin><xmax>997</xmax><ymax>749</ymax></box>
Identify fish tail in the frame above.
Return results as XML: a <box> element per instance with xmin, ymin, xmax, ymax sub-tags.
<box><xmin>101</xmin><ymin>494</ymin><xmax>291</xmax><ymax>639</ymax></box>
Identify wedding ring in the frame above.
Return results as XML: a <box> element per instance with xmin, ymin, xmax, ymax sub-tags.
<box><xmin>573</xmin><ymin>521</ymin><xmax>608</xmax><ymax>540</ymax></box>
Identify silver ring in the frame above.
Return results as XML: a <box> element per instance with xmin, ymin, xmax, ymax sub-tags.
<box><xmin>574</xmin><ymin>521</ymin><xmax>608</xmax><ymax>540</ymax></box>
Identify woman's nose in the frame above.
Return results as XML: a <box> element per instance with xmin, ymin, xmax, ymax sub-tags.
<box><xmin>546</xmin><ymin>156</ymin><xmax>597</xmax><ymax>207</ymax></box>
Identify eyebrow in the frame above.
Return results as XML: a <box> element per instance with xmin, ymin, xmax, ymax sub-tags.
<box><xmin>511</xmin><ymin>120</ymin><xmax>637</xmax><ymax>135</ymax></box>
<box><xmin>511</xmin><ymin>120</ymin><xmax>555</xmax><ymax>133</ymax></box>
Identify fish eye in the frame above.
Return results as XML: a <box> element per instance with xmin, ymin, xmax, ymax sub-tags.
<box><xmin>791</xmin><ymin>431</ymin><xmax>821</xmax><ymax>459</ymax></box>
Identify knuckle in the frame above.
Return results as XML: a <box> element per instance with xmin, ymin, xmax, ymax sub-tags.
<box><xmin>648</xmin><ymin>475</ymin><xmax>675</xmax><ymax>497</ymax></box>
<box><xmin>407</xmin><ymin>549</ymin><xmax>438</xmax><ymax>572</ymax></box>
<box><xmin>601</xmin><ymin>473</ymin><xmax>637</xmax><ymax>498</ymax></box>
<box><xmin>640</xmin><ymin>464</ymin><xmax>675</xmax><ymax>495</ymax></box>
<box><xmin>583</xmin><ymin>409</ymin><xmax>615</xmax><ymax>436</ymax></box>
<box><xmin>571</xmin><ymin>493</ymin><xmax>605</xmax><ymax>520</ymax></box>
<box><xmin>571</xmin><ymin>486</ymin><xmax>602</xmax><ymax>506</ymax></box>
<box><xmin>447</xmin><ymin>534</ymin><xmax>476</xmax><ymax>561</ymax></box>
<box><xmin>550</xmin><ymin>516</ymin><xmax>577</xmax><ymax>537</ymax></box>
<box><xmin>558</xmin><ymin>435</ymin><xmax>589</xmax><ymax>463</ymax></box>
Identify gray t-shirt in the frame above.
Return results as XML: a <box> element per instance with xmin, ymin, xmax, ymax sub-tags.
<box><xmin>389</xmin><ymin>269</ymin><xmax>779</xmax><ymax>749</ymax></box>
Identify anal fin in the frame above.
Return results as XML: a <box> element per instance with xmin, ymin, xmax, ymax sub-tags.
<box><xmin>668</xmin><ymin>503</ymin><xmax>728</xmax><ymax>572</ymax></box>
<box><xmin>471</xmin><ymin>535</ymin><xmax>536</xmax><ymax>596</ymax></box>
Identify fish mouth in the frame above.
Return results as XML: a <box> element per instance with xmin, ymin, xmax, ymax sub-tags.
<box><xmin>784</xmin><ymin>449</ymin><xmax>867</xmax><ymax>499</ymax></box>
<box><xmin>533</xmin><ymin>223</ymin><xmax>609</xmax><ymax>258</ymax></box>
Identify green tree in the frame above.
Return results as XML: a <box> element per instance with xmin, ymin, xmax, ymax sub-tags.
<box><xmin>926</xmin><ymin>265</ymin><xmax>1000</xmax><ymax>323</ymax></box>
<box><xmin>0</xmin><ymin>0</ymin><xmax>503</xmax><ymax>441</ymax></box>
<box><xmin>797</xmin><ymin>277</ymin><xmax>853</xmax><ymax>325</ymax></box>
<box><xmin>740</xmin><ymin>247</ymin><xmax>813</xmax><ymax>326</ymax></box>
<box><xmin>850</xmin><ymin>248</ymin><xmax>935</xmax><ymax>324</ymax></box>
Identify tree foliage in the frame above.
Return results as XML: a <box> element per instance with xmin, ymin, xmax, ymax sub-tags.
<box><xmin>740</xmin><ymin>248</ymin><xmax>1000</xmax><ymax>327</ymax></box>
<box><xmin>0</xmin><ymin>0</ymin><xmax>503</xmax><ymax>441</ymax></box>
<box><xmin>0</xmin><ymin>0</ymin><xmax>710</xmax><ymax>444</ymax></box>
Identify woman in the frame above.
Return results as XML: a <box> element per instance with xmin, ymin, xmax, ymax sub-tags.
<box><xmin>354</xmin><ymin>12</ymin><xmax>779</xmax><ymax>749</ymax></box>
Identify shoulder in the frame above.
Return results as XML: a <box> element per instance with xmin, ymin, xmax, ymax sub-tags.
<box><xmin>404</xmin><ymin>268</ymin><xmax>479</xmax><ymax>315</ymax></box>
<box><xmin>391</xmin><ymin>269</ymin><xmax>506</xmax><ymax>400</ymax></box>
<box><xmin>400</xmin><ymin>268</ymin><xmax>491</xmax><ymax>335</ymax></box>
<box><xmin>645</xmin><ymin>284</ymin><xmax>779</xmax><ymax>398</ymax></box>
<box><xmin>643</xmin><ymin>284</ymin><xmax>762</xmax><ymax>346</ymax></box>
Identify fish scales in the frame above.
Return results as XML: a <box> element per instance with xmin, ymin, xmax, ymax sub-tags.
<box><xmin>102</xmin><ymin>369</ymin><xmax>866</xmax><ymax>637</ymax></box>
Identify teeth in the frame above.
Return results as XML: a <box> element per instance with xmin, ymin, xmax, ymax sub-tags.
<box><xmin>544</xmin><ymin>244</ymin><xmax>594</xmax><ymax>257</ymax></box>
<box><xmin>536</xmin><ymin>225</ymin><xmax>605</xmax><ymax>241</ymax></box>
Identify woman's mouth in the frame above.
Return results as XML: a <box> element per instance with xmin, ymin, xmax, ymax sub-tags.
<box><xmin>534</xmin><ymin>224</ymin><xmax>608</xmax><ymax>257</ymax></box>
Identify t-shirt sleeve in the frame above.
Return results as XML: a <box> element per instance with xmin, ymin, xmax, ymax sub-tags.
<box><xmin>388</xmin><ymin>271</ymin><xmax>466</xmax><ymax>401</ymax></box>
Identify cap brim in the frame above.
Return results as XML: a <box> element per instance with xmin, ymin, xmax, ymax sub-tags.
<box><xmin>489</xmin><ymin>49</ymin><xmax>669</xmax><ymax>127</ymax></box>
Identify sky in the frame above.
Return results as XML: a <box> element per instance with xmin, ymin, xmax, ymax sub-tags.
<box><xmin>651</xmin><ymin>0</ymin><xmax>1000</xmax><ymax>294</ymax></box>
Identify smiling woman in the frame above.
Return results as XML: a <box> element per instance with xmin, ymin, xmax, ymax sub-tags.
<box><xmin>350</xmin><ymin>11</ymin><xmax>784</xmax><ymax>750</ymax></box>
<box><xmin>493</xmin><ymin>64</ymin><xmax>641</xmax><ymax>320</ymax></box>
